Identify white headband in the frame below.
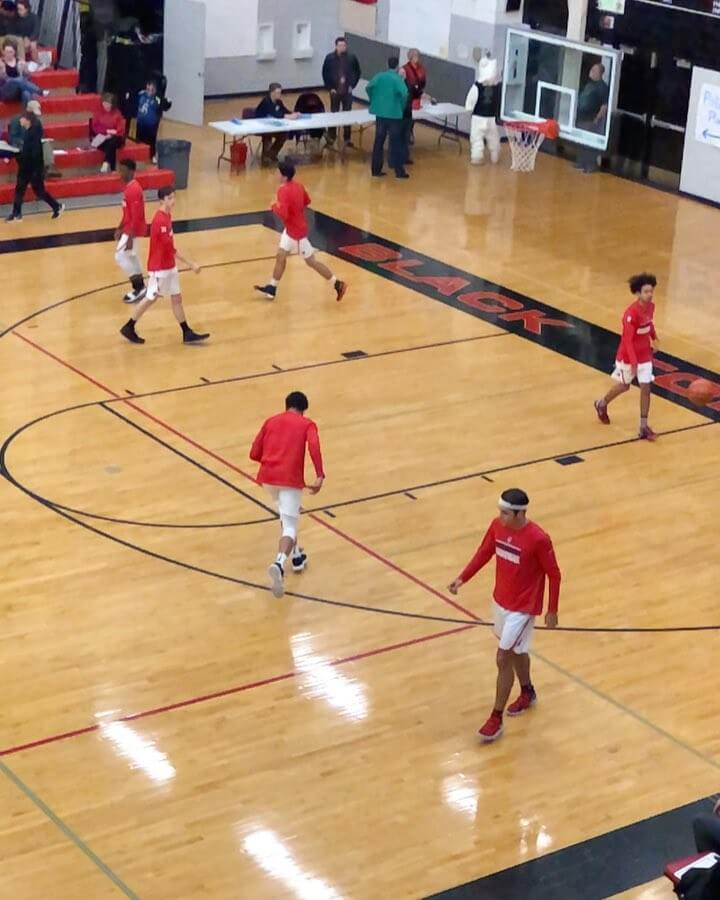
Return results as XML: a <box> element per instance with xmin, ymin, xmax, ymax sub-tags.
<box><xmin>498</xmin><ymin>497</ymin><xmax>528</xmax><ymax>511</ymax></box>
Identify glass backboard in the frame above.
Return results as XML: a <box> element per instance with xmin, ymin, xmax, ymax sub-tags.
<box><xmin>501</xmin><ymin>29</ymin><xmax>620</xmax><ymax>151</ymax></box>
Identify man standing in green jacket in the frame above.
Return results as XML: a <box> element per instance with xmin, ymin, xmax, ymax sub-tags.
<box><xmin>367</xmin><ymin>56</ymin><xmax>409</xmax><ymax>179</ymax></box>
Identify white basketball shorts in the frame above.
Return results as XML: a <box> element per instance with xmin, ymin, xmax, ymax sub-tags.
<box><xmin>264</xmin><ymin>485</ymin><xmax>303</xmax><ymax>519</ymax></box>
<box><xmin>612</xmin><ymin>361</ymin><xmax>654</xmax><ymax>385</ymax></box>
<box><xmin>492</xmin><ymin>601</ymin><xmax>535</xmax><ymax>654</ymax></box>
<box><xmin>146</xmin><ymin>267</ymin><xmax>181</xmax><ymax>299</ymax></box>
<box><xmin>279</xmin><ymin>230</ymin><xmax>315</xmax><ymax>259</ymax></box>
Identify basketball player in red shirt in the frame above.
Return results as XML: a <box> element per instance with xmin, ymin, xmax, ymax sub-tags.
<box><xmin>449</xmin><ymin>488</ymin><xmax>561</xmax><ymax>743</ymax></box>
<box><xmin>250</xmin><ymin>391</ymin><xmax>325</xmax><ymax>598</ymax></box>
<box><xmin>114</xmin><ymin>159</ymin><xmax>147</xmax><ymax>304</ymax></box>
<box><xmin>594</xmin><ymin>273</ymin><xmax>659</xmax><ymax>441</ymax></box>
<box><xmin>255</xmin><ymin>161</ymin><xmax>347</xmax><ymax>301</ymax></box>
<box><xmin>120</xmin><ymin>186</ymin><xmax>209</xmax><ymax>345</ymax></box>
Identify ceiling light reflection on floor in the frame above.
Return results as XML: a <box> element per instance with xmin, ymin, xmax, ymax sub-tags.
<box><xmin>290</xmin><ymin>632</ymin><xmax>368</xmax><ymax>721</ymax></box>
<box><xmin>98</xmin><ymin>718</ymin><xmax>176</xmax><ymax>784</ymax></box>
<box><xmin>442</xmin><ymin>773</ymin><xmax>480</xmax><ymax>819</ymax></box>
<box><xmin>243</xmin><ymin>828</ymin><xmax>343</xmax><ymax>900</ymax></box>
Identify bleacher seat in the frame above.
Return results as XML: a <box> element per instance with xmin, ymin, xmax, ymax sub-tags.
<box><xmin>0</xmin><ymin>56</ymin><xmax>176</xmax><ymax>210</ymax></box>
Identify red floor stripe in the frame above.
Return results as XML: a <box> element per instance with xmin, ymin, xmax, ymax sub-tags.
<box><xmin>13</xmin><ymin>331</ymin><xmax>481</xmax><ymax>623</ymax></box>
<box><xmin>0</xmin><ymin>624</ymin><xmax>474</xmax><ymax>758</ymax></box>
<box><xmin>13</xmin><ymin>331</ymin><xmax>121</xmax><ymax>398</ymax></box>
<box><xmin>307</xmin><ymin>512</ymin><xmax>480</xmax><ymax>621</ymax></box>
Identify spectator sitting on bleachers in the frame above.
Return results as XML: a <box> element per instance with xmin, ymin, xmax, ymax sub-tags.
<box><xmin>0</xmin><ymin>96</ymin><xmax>22</xmax><ymax>160</ymax></box>
<box><xmin>12</xmin><ymin>1</ymin><xmax>39</xmax><ymax>64</ymax></box>
<box><xmin>694</xmin><ymin>797</ymin><xmax>720</xmax><ymax>855</ymax></box>
<box><xmin>7</xmin><ymin>99</ymin><xmax>25</xmax><ymax>145</ymax></box>
<box><xmin>90</xmin><ymin>92</ymin><xmax>126</xmax><ymax>173</ymax></box>
<box><xmin>0</xmin><ymin>0</ymin><xmax>25</xmax><ymax>61</ymax></box>
<box><xmin>670</xmin><ymin>798</ymin><xmax>720</xmax><ymax>900</ymax></box>
<box><xmin>0</xmin><ymin>1</ymin><xmax>20</xmax><ymax>50</ymax></box>
<box><xmin>0</xmin><ymin>39</ymin><xmax>45</xmax><ymax>104</ymax></box>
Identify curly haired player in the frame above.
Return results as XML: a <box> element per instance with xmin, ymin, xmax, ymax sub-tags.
<box><xmin>595</xmin><ymin>273</ymin><xmax>660</xmax><ymax>441</ymax></box>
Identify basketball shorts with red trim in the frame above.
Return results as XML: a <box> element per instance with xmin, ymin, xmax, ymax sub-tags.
<box><xmin>146</xmin><ymin>267</ymin><xmax>180</xmax><ymax>299</ymax></box>
<box><xmin>492</xmin><ymin>601</ymin><xmax>535</xmax><ymax>654</ymax></box>
<box><xmin>612</xmin><ymin>360</ymin><xmax>654</xmax><ymax>385</ymax></box>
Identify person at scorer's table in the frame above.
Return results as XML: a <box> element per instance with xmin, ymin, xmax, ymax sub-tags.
<box><xmin>255</xmin><ymin>82</ymin><xmax>300</xmax><ymax>166</ymax></box>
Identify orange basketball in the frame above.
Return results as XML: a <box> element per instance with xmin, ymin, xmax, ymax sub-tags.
<box><xmin>688</xmin><ymin>378</ymin><xmax>716</xmax><ymax>406</ymax></box>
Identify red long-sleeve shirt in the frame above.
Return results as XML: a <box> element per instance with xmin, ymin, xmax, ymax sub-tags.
<box><xmin>119</xmin><ymin>179</ymin><xmax>147</xmax><ymax>237</ymax></box>
<box><xmin>616</xmin><ymin>299</ymin><xmax>656</xmax><ymax>365</ymax></box>
<box><xmin>90</xmin><ymin>107</ymin><xmax>126</xmax><ymax>137</ymax></box>
<box><xmin>271</xmin><ymin>181</ymin><xmax>311</xmax><ymax>240</ymax></box>
<box><xmin>458</xmin><ymin>518</ymin><xmax>561</xmax><ymax>615</ymax></box>
<box><xmin>249</xmin><ymin>411</ymin><xmax>324</xmax><ymax>489</ymax></box>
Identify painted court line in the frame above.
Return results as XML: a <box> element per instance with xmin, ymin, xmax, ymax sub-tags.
<box><xmin>0</xmin><ymin>759</ymin><xmax>139</xmax><ymax>898</ymax></box>
<box><xmin>12</xmin><ymin>331</ymin><xmax>479</xmax><ymax>623</ymax></box>
<box><xmin>533</xmin><ymin>649</ymin><xmax>720</xmax><ymax>774</ymax></box>
<box><xmin>0</xmin><ymin>625</ymin><xmax>474</xmax><ymax>759</ymax></box>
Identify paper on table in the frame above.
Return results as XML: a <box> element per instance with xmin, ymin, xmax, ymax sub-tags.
<box><xmin>676</xmin><ymin>853</ymin><xmax>719</xmax><ymax>879</ymax></box>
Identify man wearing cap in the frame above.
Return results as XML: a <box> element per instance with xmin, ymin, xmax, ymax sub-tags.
<box><xmin>449</xmin><ymin>488</ymin><xmax>561</xmax><ymax>743</ymax></box>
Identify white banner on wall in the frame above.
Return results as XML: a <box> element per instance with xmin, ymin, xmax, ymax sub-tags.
<box><xmin>680</xmin><ymin>66</ymin><xmax>720</xmax><ymax>204</ymax></box>
<box><xmin>388</xmin><ymin>0</ymin><xmax>452</xmax><ymax>59</ymax></box>
<box><xmin>695</xmin><ymin>82</ymin><xmax>720</xmax><ymax>149</ymax></box>
<box><xmin>196</xmin><ymin>0</ymin><xmax>258</xmax><ymax>58</ymax></box>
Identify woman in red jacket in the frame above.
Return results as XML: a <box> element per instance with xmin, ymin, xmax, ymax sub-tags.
<box><xmin>90</xmin><ymin>92</ymin><xmax>126</xmax><ymax>173</ymax></box>
<box><xmin>401</xmin><ymin>49</ymin><xmax>428</xmax><ymax>111</ymax></box>
<box><xmin>400</xmin><ymin>49</ymin><xmax>429</xmax><ymax>156</ymax></box>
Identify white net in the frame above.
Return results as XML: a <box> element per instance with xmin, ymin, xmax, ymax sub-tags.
<box><xmin>505</xmin><ymin>123</ymin><xmax>547</xmax><ymax>173</ymax></box>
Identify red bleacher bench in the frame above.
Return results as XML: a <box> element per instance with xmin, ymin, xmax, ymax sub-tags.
<box><xmin>0</xmin><ymin>168</ymin><xmax>174</xmax><ymax>205</ymax></box>
<box><xmin>665</xmin><ymin>852</ymin><xmax>720</xmax><ymax>890</ymax></box>
<box><xmin>0</xmin><ymin>93</ymin><xmax>101</xmax><ymax>119</ymax></box>
<box><xmin>2</xmin><ymin>140</ymin><xmax>150</xmax><ymax>173</ymax></box>
<box><xmin>33</xmin><ymin>69</ymin><xmax>79</xmax><ymax>91</ymax></box>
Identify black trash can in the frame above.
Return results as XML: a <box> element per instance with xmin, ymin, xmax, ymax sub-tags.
<box><xmin>157</xmin><ymin>139</ymin><xmax>191</xmax><ymax>189</ymax></box>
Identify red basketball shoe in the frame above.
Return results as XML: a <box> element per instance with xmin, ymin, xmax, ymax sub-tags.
<box><xmin>507</xmin><ymin>687</ymin><xmax>537</xmax><ymax>716</ymax></box>
<box><xmin>594</xmin><ymin>399</ymin><xmax>610</xmax><ymax>424</ymax></box>
<box><xmin>478</xmin><ymin>712</ymin><xmax>504</xmax><ymax>743</ymax></box>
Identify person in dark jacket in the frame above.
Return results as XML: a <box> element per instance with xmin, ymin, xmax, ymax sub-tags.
<box><xmin>255</xmin><ymin>82</ymin><xmax>299</xmax><ymax>165</ymax></box>
<box><xmin>694</xmin><ymin>797</ymin><xmax>720</xmax><ymax>855</ymax></box>
<box><xmin>322</xmin><ymin>36</ymin><xmax>360</xmax><ymax>146</ymax></box>
<box><xmin>6</xmin><ymin>111</ymin><xmax>62</xmax><ymax>221</ymax></box>
<box><xmin>12</xmin><ymin>0</ymin><xmax>39</xmax><ymax>63</ymax></box>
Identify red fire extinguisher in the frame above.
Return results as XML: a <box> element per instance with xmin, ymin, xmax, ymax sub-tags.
<box><xmin>230</xmin><ymin>140</ymin><xmax>248</xmax><ymax>173</ymax></box>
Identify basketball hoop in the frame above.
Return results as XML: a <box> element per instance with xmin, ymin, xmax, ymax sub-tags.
<box><xmin>503</xmin><ymin>119</ymin><xmax>560</xmax><ymax>172</ymax></box>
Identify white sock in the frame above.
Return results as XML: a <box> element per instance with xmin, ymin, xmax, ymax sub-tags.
<box><xmin>292</xmin><ymin>545</ymin><xmax>303</xmax><ymax>559</ymax></box>
<box><xmin>330</xmin><ymin>275</ymin><xmax>337</xmax><ymax>286</ymax></box>
<box><xmin>640</xmin><ymin>417</ymin><xmax>648</xmax><ymax>429</ymax></box>
<box><xmin>270</xmin><ymin>278</ymin><xmax>278</xmax><ymax>287</ymax></box>
<box><xmin>276</xmin><ymin>552</ymin><xmax>287</xmax><ymax>567</ymax></box>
